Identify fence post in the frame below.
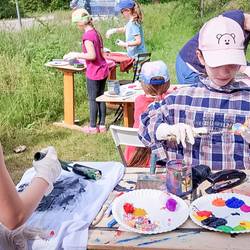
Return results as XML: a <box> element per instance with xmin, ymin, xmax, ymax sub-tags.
<box><xmin>15</xmin><ymin>0</ymin><xmax>22</xmax><ymax>29</ymax></box>
<box><xmin>200</xmin><ymin>0</ymin><xmax>204</xmax><ymax>18</ymax></box>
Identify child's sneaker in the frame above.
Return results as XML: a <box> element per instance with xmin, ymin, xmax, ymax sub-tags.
<box><xmin>98</xmin><ymin>125</ymin><xmax>107</xmax><ymax>133</ymax></box>
<box><xmin>82</xmin><ymin>126</ymin><xmax>99</xmax><ymax>134</ymax></box>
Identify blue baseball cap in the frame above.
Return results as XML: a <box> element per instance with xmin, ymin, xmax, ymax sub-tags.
<box><xmin>140</xmin><ymin>60</ymin><xmax>170</xmax><ymax>85</ymax></box>
<box><xmin>115</xmin><ymin>0</ymin><xmax>135</xmax><ymax>12</ymax></box>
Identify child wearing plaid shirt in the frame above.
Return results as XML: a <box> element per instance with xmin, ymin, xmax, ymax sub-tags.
<box><xmin>139</xmin><ymin>15</ymin><xmax>250</xmax><ymax>170</ymax></box>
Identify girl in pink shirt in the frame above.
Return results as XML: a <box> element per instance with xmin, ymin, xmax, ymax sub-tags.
<box><xmin>125</xmin><ymin>60</ymin><xmax>174</xmax><ymax>167</ymax></box>
<box><xmin>71</xmin><ymin>9</ymin><xmax>109</xmax><ymax>134</ymax></box>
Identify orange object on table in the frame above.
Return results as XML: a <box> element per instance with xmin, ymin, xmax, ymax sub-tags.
<box><xmin>104</xmin><ymin>52</ymin><xmax>134</xmax><ymax>72</ymax></box>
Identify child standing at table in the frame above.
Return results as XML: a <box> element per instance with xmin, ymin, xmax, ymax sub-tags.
<box><xmin>138</xmin><ymin>16</ymin><xmax>250</xmax><ymax>170</ymax></box>
<box><xmin>125</xmin><ymin>60</ymin><xmax>172</xmax><ymax>166</ymax></box>
<box><xmin>106</xmin><ymin>0</ymin><xmax>146</xmax><ymax>58</ymax></box>
<box><xmin>68</xmin><ymin>9</ymin><xmax>109</xmax><ymax>134</ymax></box>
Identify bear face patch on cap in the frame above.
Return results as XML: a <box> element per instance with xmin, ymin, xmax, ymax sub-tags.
<box><xmin>198</xmin><ymin>15</ymin><xmax>246</xmax><ymax>67</ymax></box>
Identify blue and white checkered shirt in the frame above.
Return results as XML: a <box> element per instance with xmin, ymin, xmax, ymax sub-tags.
<box><xmin>138</xmin><ymin>78</ymin><xmax>250</xmax><ymax>170</ymax></box>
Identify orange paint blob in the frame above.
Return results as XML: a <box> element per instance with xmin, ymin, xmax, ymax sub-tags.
<box><xmin>212</xmin><ymin>198</ymin><xmax>225</xmax><ymax>207</ymax></box>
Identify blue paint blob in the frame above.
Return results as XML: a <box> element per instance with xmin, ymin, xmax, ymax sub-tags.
<box><xmin>225</xmin><ymin>197</ymin><xmax>245</xmax><ymax>209</ymax></box>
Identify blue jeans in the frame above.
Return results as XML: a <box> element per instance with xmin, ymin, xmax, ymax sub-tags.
<box><xmin>175</xmin><ymin>54</ymin><xmax>200</xmax><ymax>84</ymax></box>
<box><xmin>87</xmin><ymin>77</ymin><xmax>107</xmax><ymax>127</ymax></box>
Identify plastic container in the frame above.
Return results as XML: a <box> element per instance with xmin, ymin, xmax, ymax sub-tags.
<box><xmin>107</xmin><ymin>80</ymin><xmax>120</xmax><ymax>95</ymax></box>
<box><xmin>166</xmin><ymin>160</ymin><xmax>192</xmax><ymax>197</ymax></box>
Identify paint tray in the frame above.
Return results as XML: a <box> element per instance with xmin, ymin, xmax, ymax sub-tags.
<box><xmin>136</xmin><ymin>173</ymin><xmax>166</xmax><ymax>190</ymax></box>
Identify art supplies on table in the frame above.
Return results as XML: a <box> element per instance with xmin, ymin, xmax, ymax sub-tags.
<box><xmin>190</xmin><ymin>193</ymin><xmax>250</xmax><ymax>234</ymax></box>
<box><xmin>112</xmin><ymin>189</ymin><xmax>189</xmax><ymax>234</ymax></box>
<box><xmin>34</xmin><ymin>152</ymin><xmax>102</xmax><ymax>180</ymax></box>
<box><xmin>47</xmin><ymin>59</ymin><xmax>69</xmax><ymax>66</ymax></box>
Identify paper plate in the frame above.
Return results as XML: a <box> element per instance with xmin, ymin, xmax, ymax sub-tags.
<box><xmin>48</xmin><ymin>60</ymin><xmax>69</xmax><ymax>66</ymax></box>
<box><xmin>104</xmin><ymin>90</ymin><xmax>135</xmax><ymax>98</ymax></box>
<box><xmin>190</xmin><ymin>193</ymin><xmax>250</xmax><ymax>234</ymax></box>
<box><xmin>112</xmin><ymin>189</ymin><xmax>189</xmax><ymax>234</ymax></box>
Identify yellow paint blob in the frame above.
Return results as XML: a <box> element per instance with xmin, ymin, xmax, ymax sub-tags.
<box><xmin>133</xmin><ymin>208</ymin><xmax>147</xmax><ymax>217</ymax></box>
<box><xmin>240</xmin><ymin>221</ymin><xmax>250</xmax><ymax>229</ymax></box>
<box><xmin>193</xmin><ymin>213</ymin><xmax>208</xmax><ymax>221</ymax></box>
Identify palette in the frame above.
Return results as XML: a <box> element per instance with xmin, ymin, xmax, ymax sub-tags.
<box><xmin>112</xmin><ymin>189</ymin><xmax>189</xmax><ymax>234</ymax></box>
<box><xmin>48</xmin><ymin>59</ymin><xmax>69</xmax><ymax>66</ymax></box>
<box><xmin>190</xmin><ymin>193</ymin><xmax>250</xmax><ymax>234</ymax></box>
<box><xmin>104</xmin><ymin>90</ymin><xmax>135</xmax><ymax>98</ymax></box>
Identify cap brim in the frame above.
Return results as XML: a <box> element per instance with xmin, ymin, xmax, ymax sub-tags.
<box><xmin>203</xmin><ymin>49</ymin><xmax>246</xmax><ymax>67</ymax></box>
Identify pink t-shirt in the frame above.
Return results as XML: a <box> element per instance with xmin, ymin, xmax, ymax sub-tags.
<box><xmin>82</xmin><ymin>29</ymin><xmax>109</xmax><ymax>80</ymax></box>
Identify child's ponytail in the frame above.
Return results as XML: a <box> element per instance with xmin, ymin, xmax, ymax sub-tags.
<box><xmin>132</xmin><ymin>1</ymin><xmax>143</xmax><ymax>24</ymax></box>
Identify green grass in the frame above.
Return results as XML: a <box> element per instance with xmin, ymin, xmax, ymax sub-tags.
<box><xmin>1</xmin><ymin>0</ymin><xmax>250</xmax><ymax>183</ymax></box>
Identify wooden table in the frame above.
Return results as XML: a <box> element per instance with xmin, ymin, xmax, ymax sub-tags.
<box><xmin>96</xmin><ymin>89</ymin><xmax>143</xmax><ymax>127</ymax></box>
<box><xmin>96</xmin><ymin>85</ymin><xmax>179</xmax><ymax>127</ymax></box>
<box><xmin>45</xmin><ymin>62</ymin><xmax>116</xmax><ymax>131</ymax></box>
<box><xmin>88</xmin><ymin>168</ymin><xmax>250</xmax><ymax>250</ymax></box>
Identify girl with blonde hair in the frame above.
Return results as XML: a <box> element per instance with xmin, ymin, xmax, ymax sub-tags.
<box><xmin>106</xmin><ymin>0</ymin><xmax>146</xmax><ymax>58</ymax></box>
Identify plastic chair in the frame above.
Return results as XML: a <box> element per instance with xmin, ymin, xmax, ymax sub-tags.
<box><xmin>112</xmin><ymin>53</ymin><xmax>152</xmax><ymax>123</ymax></box>
<box><xmin>110</xmin><ymin>125</ymin><xmax>156</xmax><ymax>173</ymax></box>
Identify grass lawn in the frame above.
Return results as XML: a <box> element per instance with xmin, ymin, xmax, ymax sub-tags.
<box><xmin>1</xmin><ymin>0</ymin><xmax>250</xmax><ymax>183</ymax></box>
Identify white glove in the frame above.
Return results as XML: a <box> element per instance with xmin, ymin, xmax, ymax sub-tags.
<box><xmin>240</xmin><ymin>65</ymin><xmax>250</xmax><ymax>77</ymax></box>
<box><xmin>241</xmin><ymin>128</ymin><xmax>250</xmax><ymax>143</ymax></box>
<box><xmin>156</xmin><ymin>123</ymin><xmax>195</xmax><ymax>148</ymax></box>
<box><xmin>105</xmin><ymin>28</ymin><xmax>117</xmax><ymax>38</ymax></box>
<box><xmin>32</xmin><ymin>146</ymin><xmax>61</xmax><ymax>196</ymax></box>
<box><xmin>0</xmin><ymin>224</ymin><xmax>49</xmax><ymax>250</ymax></box>
<box><xmin>116</xmin><ymin>39</ymin><xmax>127</xmax><ymax>48</ymax></box>
<box><xmin>63</xmin><ymin>52</ymin><xmax>80</xmax><ymax>61</ymax></box>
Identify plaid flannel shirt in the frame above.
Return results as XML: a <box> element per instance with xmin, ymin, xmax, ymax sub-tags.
<box><xmin>138</xmin><ymin>78</ymin><xmax>250</xmax><ymax>170</ymax></box>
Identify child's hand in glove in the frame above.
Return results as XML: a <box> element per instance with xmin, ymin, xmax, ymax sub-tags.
<box><xmin>156</xmin><ymin>123</ymin><xmax>195</xmax><ymax>148</ymax></box>
<box><xmin>32</xmin><ymin>146</ymin><xmax>61</xmax><ymax>196</ymax></box>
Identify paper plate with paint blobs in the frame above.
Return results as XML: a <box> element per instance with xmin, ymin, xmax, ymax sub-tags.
<box><xmin>112</xmin><ymin>189</ymin><xmax>189</xmax><ymax>234</ymax></box>
<box><xmin>190</xmin><ymin>193</ymin><xmax>250</xmax><ymax>234</ymax></box>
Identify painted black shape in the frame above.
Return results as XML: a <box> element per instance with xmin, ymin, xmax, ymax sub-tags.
<box><xmin>60</xmin><ymin>195</ymin><xmax>75</xmax><ymax>209</ymax></box>
<box><xmin>231</xmin><ymin>212</ymin><xmax>240</xmax><ymax>216</ymax></box>
<box><xmin>17</xmin><ymin>183</ymin><xmax>29</xmax><ymax>192</ymax></box>
<box><xmin>36</xmin><ymin>176</ymin><xmax>86</xmax><ymax>212</ymax></box>
<box><xmin>201</xmin><ymin>216</ymin><xmax>227</xmax><ymax>228</ymax></box>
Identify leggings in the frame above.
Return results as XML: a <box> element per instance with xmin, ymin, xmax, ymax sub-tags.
<box><xmin>86</xmin><ymin>77</ymin><xmax>107</xmax><ymax>127</ymax></box>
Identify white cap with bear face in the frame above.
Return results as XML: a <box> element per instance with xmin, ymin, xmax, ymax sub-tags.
<box><xmin>198</xmin><ymin>15</ymin><xmax>246</xmax><ymax>67</ymax></box>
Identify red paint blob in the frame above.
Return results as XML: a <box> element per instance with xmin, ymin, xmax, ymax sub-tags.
<box><xmin>197</xmin><ymin>210</ymin><xmax>212</xmax><ymax>217</ymax></box>
<box><xmin>123</xmin><ymin>203</ymin><xmax>135</xmax><ymax>214</ymax></box>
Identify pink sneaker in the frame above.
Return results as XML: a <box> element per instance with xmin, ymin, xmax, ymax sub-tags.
<box><xmin>82</xmin><ymin>126</ymin><xmax>99</xmax><ymax>134</ymax></box>
<box><xmin>98</xmin><ymin>125</ymin><xmax>107</xmax><ymax>133</ymax></box>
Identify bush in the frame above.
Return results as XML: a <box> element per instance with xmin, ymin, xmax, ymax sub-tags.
<box><xmin>0</xmin><ymin>0</ymin><xmax>18</xmax><ymax>19</ymax></box>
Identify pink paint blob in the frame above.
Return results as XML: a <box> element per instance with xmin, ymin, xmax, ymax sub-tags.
<box><xmin>240</xmin><ymin>204</ymin><xmax>250</xmax><ymax>213</ymax></box>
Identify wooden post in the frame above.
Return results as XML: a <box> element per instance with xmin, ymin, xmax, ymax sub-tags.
<box><xmin>200</xmin><ymin>0</ymin><xmax>204</xmax><ymax>18</ymax></box>
<box><xmin>63</xmin><ymin>71</ymin><xmax>75</xmax><ymax>125</ymax></box>
<box><xmin>123</xmin><ymin>103</ymin><xmax>134</xmax><ymax>127</ymax></box>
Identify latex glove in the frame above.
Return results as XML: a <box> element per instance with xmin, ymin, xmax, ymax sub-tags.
<box><xmin>105</xmin><ymin>28</ymin><xmax>117</xmax><ymax>39</ymax></box>
<box><xmin>156</xmin><ymin>123</ymin><xmax>195</xmax><ymax>148</ymax></box>
<box><xmin>0</xmin><ymin>224</ymin><xmax>50</xmax><ymax>250</ymax></box>
<box><xmin>32</xmin><ymin>146</ymin><xmax>61</xmax><ymax>196</ymax></box>
<box><xmin>63</xmin><ymin>52</ymin><xmax>80</xmax><ymax>61</ymax></box>
<box><xmin>241</xmin><ymin>128</ymin><xmax>250</xmax><ymax>143</ymax></box>
<box><xmin>116</xmin><ymin>39</ymin><xmax>127</xmax><ymax>48</ymax></box>
<box><xmin>240</xmin><ymin>65</ymin><xmax>250</xmax><ymax>77</ymax></box>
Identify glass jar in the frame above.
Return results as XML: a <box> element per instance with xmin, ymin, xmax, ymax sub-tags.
<box><xmin>166</xmin><ymin>160</ymin><xmax>192</xmax><ymax>197</ymax></box>
<box><xmin>107</xmin><ymin>80</ymin><xmax>120</xmax><ymax>95</ymax></box>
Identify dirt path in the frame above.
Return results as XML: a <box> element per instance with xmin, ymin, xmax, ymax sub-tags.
<box><xmin>0</xmin><ymin>14</ymin><xmax>54</xmax><ymax>32</ymax></box>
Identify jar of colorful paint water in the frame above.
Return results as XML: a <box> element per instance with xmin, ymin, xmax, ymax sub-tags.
<box><xmin>166</xmin><ymin>160</ymin><xmax>192</xmax><ymax>197</ymax></box>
